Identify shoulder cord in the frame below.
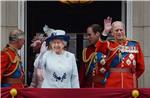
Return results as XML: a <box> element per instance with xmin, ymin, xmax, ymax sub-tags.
<box><xmin>82</xmin><ymin>48</ymin><xmax>95</xmax><ymax>63</ymax></box>
<box><xmin>3</xmin><ymin>51</ymin><xmax>20</xmax><ymax>77</ymax></box>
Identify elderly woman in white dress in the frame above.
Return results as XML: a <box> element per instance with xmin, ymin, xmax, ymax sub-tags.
<box><xmin>30</xmin><ymin>25</ymin><xmax>54</xmax><ymax>88</ymax></box>
<box><xmin>40</xmin><ymin>30</ymin><xmax>79</xmax><ymax>88</ymax></box>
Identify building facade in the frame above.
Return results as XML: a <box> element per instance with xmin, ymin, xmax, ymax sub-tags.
<box><xmin>0</xmin><ymin>1</ymin><xmax>150</xmax><ymax>87</ymax></box>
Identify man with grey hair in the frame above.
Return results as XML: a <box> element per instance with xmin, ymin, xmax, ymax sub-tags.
<box><xmin>1</xmin><ymin>29</ymin><xmax>25</xmax><ymax>88</ymax></box>
<box><xmin>96</xmin><ymin>17</ymin><xmax>145</xmax><ymax>88</ymax></box>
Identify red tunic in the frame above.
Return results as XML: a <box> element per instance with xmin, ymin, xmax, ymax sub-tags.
<box><xmin>79</xmin><ymin>45</ymin><xmax>106</xmax><ymax>88</ymax></box>
<box><xmin>96</xmin><ymin>40</ymin><xmax>145</xmax><ymax>88</ymax></box>
<box><xmin>1</xmin><ymin>45</ymin><xmax>24</xmax><ymax>88</ymax></box>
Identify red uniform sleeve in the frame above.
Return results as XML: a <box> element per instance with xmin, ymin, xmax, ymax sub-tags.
<box><xmin>95</xmin><ymin>40</ymin><xmax>109</xmax><ymax>55</ymax></box>
<box><xmin>0</xmin><ymin>52</ymin><xmax>9</xmax><ymax>81</ymax></box>
<box><xmin>136</xmin><ymin>42</ymin><xmax>145</xmax><ymax>78</ymax></box>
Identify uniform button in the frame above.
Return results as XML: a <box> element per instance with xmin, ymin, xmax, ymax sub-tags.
<box><xmin>121</xmin><ymin>64</ymin><xmax>124</xmax><ymax>67</ymax></box>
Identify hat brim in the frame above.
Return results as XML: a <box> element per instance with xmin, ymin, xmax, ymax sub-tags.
<box><xmin>46</xmin><ymin>35</ymin><xmax>70</xmax><ymax>44</ymax></box>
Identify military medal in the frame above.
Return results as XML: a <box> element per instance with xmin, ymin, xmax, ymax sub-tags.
<box><xmin>118</xmin><ymin>45</ymin><xmax>122</xmax><ymax>62</ymax></box>
<box><xmin>99</xmin><ymin>67</ymin><xmax>106</xmax><ymax>73</ymax></box>
<box><xmin>100</xmin><ymin>58</ymin><xmax>106</xmax><ymax>65</ymax></box>
<box><xmin>129</xmin><ymin>53</ymin><xmax>134</xmax><ymax>60</ymax></box>
<box><xmin>100</xmin><ymin>54</ymin><xmax>106</xmax><ymax>65</ymax></box>
<box><xmin>93</xmin><ymin>55</ymin><xmax>97</xmax><ymax>64</ymax></box>
<box><xmin>126</xmin><ymin>59</ymin><xmax>131</xmax><ymax>66</ymax></box>
<box><xmin>118</xmin><ymin>50</ymin><xmax>122</xmax><ymax>62</ymax></box>
<box><xmin>133</xmin><ymin>60</ymin><xmax>136</xmax><ymax>66</ymax></box>
<box><xmin>93</xmin><ymin>68</ymin><xmax>96</xmax><ymax>76</ymax></box>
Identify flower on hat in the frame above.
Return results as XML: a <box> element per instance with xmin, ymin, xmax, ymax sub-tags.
<box><xmin>30</xmin><ymin>33</ymin><xmax>45</xmax><ymax>53</ymax></box>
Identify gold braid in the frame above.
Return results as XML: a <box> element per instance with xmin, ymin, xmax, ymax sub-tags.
<box><xmin>3</xmin><ymin>47</ymin><xmax>21</xmax><ymax>77</ymax></box>
<box><xmin>82</xmin><ymin>48</ymin><xmax>95</xmax><ymax>63</ymax></box>
<box><xmin>106</xmin><ymin>41</ymin><xmax>122</xmax><ymax>61</ymax></box>
<box><xmin>3</xmin><ymin>57</ymin><xmax>20</xmax><ymax>77</ymax></box>
<box><xmin>82</xmin><ymin>48</ymin><xmax>97</xmax><ymax>75</ymax></box>
<box><xmin>85</xmin><ymin>52</ymin><xmax>96</xmax><ymax>75</ymax></box>
<box><xmin>107</xmin><ymin>41</ymin><xmax>119</xmax><ymax>51</ymax></box>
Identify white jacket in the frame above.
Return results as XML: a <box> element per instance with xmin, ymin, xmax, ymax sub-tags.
<box><xmin>41</xmin><ymin>50</ymin><xmax>79</xmax><ymax>88</ymax></box>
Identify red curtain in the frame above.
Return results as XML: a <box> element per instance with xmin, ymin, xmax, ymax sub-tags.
<box><xmin>1</xmin><ymin>88</ymin><xmax>150</xmax><ymax>98</ymax></box>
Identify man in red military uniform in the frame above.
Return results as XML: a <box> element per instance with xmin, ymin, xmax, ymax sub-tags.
<box><xmin>1</xmin><ymin>29</ymin><xmax>25</xmax><ymax>88</ymax></box>
<box><xmin>80</xmin><ymin>24</ymin><xmax>109</xmax><ymax>88</ymax></box>
<box><xmin>96</xmin><ymin>17</ymin><xmax>145</xmax><ymax>88</ymax></box>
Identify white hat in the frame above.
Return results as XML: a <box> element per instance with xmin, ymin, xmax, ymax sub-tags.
<box><xmin>46</xmin><ymin>29</ymin><xmax>70</xmax><ymax>44</ymax></box>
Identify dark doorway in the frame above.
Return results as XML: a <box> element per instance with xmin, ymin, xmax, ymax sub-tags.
<box><xmin>27</xmin><ymin>1</ymin><xmax>122</xmax><ymax>33</ymax></box>
<box><xmin>27</xmin><ymin>1</ymin><xmax>122</xmax><ymax>85</ymax></box>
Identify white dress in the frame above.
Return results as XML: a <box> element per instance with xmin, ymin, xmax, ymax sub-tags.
<box><xmin>40</xmin><ymin>50</ymin><xmax>79</xmax><ymax>88</ymax></box>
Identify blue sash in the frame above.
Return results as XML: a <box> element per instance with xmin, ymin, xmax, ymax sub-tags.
<box><xmin>2</xmin><ymin>64</ymin><xmax>22</xmax><ymax>87</ymax></box>
<box><xmin>86</xmin><ymin>52</ymin><xmax>103</xmax><ymax>77</ymax></box>
<box><xmin>100</xmin><ymin>41</ymin><xmax>138</xmax><ymax>84</ymax></box>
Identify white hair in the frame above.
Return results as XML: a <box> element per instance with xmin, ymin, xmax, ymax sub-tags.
<box><xmin>112</xmin><ymin>21</ymin><xmax>125</xmax><ymax>29</ymax></box>
<box><xmin>9</xmin><ymin>29</ymin><xmax>24</xmax><ymax>42</ymax></box>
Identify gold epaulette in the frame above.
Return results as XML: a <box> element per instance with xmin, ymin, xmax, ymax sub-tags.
<box><xmin>82</xmin><ymin>48</ymin><xmax>95</xmax><ymax>63</ymax></box>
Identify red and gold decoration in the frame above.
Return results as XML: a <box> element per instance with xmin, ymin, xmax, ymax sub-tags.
<box><xmin>59</xmin><ymin>0</ymin><xmax>93</xmax><ymax>5</ymax></box>
<box><xmin>1</xmin><ymin>88</ymin><xmax>150</xmax><ymax>98</ymax></box>
<box><xmin>132</xmin><ymin>89</ymin><xmax>140</xmax><ymax>98</ymax></box>
<box><xmin>10</xmin><ymin>88</ymin><xmax>17</xmax><ymax>98</ymax></box>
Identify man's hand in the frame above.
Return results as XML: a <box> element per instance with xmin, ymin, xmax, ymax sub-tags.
<box><xmin>103</xmin><ymin>16</ymin><xmax>112</xmax><ymax>36</ymax></box>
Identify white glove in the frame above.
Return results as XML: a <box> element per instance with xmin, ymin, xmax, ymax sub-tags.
<box><xmin>34</xmin><ymin>41</ymin><xmax>47</xmax><ymax>68</ymax></box>
<box><xmin>40</xmin><ymin>41</ymin><xmax>47</xmax><ymax>54</ymax></box>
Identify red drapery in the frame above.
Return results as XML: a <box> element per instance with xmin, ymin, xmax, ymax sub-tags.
<box><xmin>1</xmin><ymin>88</ymin><xmax>150</xmax><ymax>98</ymax></box>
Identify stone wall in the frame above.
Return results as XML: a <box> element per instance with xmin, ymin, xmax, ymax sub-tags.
<box><xmin>1</xmin><ymin>1</ymin><xmax>18</xmax><ymax>50</ymax></box>
<box><xmin>132</xmin><ymin>1</ymin><xmax>150</xmax><ymax>87</ymax></box>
